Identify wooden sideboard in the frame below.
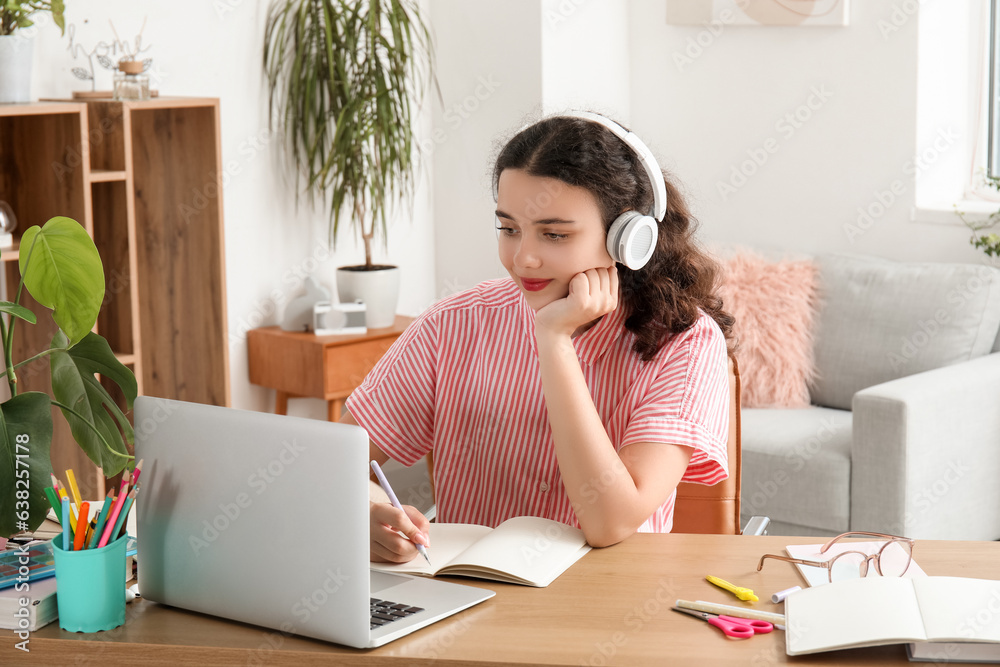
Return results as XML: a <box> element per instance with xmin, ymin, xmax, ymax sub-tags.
<box><xmin>247</xmin><ymin>316</ymin><xmax>413</xmax><ymax>421</ymax></box>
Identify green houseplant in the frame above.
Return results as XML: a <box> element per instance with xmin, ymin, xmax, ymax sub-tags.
<box><xmin>957</xmin><ymin>175</ymin><xmax>1000</xmax><ymax>261</ymax></box>
<box><xmin>1</xmin><ymin>1</ymin><xmax>66</xmax><ymax>103</ymax></box>
<box><xmin>262</xmin><ymin>0</ymin><xmax>434</xmax><ymax>328</ymax></box>
<box><xmin>1</xmin><ymin>216</ymin><xmax>136</xmax><ymax>538</ymax></box>
<box><xmin>1</xmin><ymin>0</ymin><xmax>65</xmax><ymax>35</ymax></box>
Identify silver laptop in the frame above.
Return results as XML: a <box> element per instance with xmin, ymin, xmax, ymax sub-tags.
<box><xmin>135</xmin><ymin>396</ymin><xmax>494</xmax><ymax>648</ymax></box>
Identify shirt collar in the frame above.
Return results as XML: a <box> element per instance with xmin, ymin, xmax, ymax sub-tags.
<box><xmin>511</xmin><ymin>279</ymin><xmax>627</xmax><ymax>365</ymax></box>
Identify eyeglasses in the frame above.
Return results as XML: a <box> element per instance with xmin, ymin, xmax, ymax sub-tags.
<box><xmin>756</xmin><ymin>531</ymin><xmax>915</xmax><ymax>583</ymax></box>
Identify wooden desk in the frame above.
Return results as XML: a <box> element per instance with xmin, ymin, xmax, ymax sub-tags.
<box><xmin>247</xmin><ymin>317</ymin><xmax>413</xmax><ymax>421</ymax></box>
<box><xmin>22</xmin><ymin>534</ymin><xmax>1000</xmax><ymax>665</ymax></box>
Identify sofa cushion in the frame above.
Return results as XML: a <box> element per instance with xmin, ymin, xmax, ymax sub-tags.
<box><xmin>810</xmin><ymin>254</ymin><xmax>1000</xmax><ymax>410</ymax></box>
<box><xmin>718</xmin><ymin>250</ymin><xmax>818</xmax><ymax>408</ymax></box>
<box><xmin>740</xmin><ymin>406</ymin><xmax>853</xmax><ymax>533</ymax></box>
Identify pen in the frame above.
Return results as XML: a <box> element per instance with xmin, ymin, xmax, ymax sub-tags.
<box><xmin>89</xmin><ymin>489</ymin><xmax>115</xmax><ymax>550</ymax></box>
<box><xmin>675</xmin><ymin>599</ymin><xmax>785</xmax><ymax>625</ymax></box>
<box><xmin>370</xmin><ymin>460</ymin><xmax>431</xmax><ymax>566</ymax></box>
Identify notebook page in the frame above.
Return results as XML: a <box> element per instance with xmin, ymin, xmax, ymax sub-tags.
<box><xmin>444</xmin><ymin>516</ymin><xmax>589</xmax><ymax>586</ymax></box>
<box><xmin>913</xmin><ymin>577</ymin><xmax>1000</xmax><ymax>643</ymax></box>
<box><xmin>369</xmin><ymin>523</ymin><xmax>492</xmax><ymax>576</ymax></box>
<box><xmin>786</xmin><ymin>577</ymin><xmax>927</xmax><ymax>655</ymax></box>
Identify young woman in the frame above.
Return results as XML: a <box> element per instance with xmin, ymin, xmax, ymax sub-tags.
<box><xmin>343</xmin><ymin>112</ymin><xmax>736</xmax><ymax>563</ymax></box>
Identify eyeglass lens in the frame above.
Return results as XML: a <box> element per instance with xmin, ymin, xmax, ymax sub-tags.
<box><xmin>829</xmin><ymin>540</ymin><xmax>913</xmax><ymax>581</ymax></box>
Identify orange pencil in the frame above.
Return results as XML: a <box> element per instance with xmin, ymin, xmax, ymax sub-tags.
<box><xmin>73</xmin><ymin>502</ymin><xmax>90</xmax><ymax>550</ymax></box>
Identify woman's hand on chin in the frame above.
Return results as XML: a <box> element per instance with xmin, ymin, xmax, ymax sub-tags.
<box><xmin>534</xmin><ymin>266</ymin><xmax>619</xmax><ymax>340</ymax></box>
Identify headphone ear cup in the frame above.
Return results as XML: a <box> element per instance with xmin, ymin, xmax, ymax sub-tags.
<box><xmin>606</xmin><ymin>211</ymin><xmax>658</xmax><ymax>270</ymax></box>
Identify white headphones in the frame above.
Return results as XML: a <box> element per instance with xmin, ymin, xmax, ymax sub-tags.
<box><xmin>563</xmin><ymin>111</ymin><xmax>667</xmax><ymax>271</ymax></box>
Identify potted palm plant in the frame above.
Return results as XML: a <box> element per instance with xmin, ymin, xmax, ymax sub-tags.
<box><xmin>0</xmin><ymin>1</ymin><xmax>66</xmax><ymax>103</ymax></box>
<box><xmin>263</xmin><ymin>0</ymin><xmax>434</xmax><ymax>328</ymax></box>
<box><xmin>1</xmin><ymin>217</ymin><xmax>136</xmax><ymax>537</ymax></box>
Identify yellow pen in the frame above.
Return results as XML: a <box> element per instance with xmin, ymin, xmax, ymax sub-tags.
<box><xmin>706</xmin><ymin>575</ymin><xmax>759</xmax><ymax>602</ymax></box>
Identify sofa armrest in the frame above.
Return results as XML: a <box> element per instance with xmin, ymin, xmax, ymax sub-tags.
<box><xmin>851</xmin><ymin>352</ymin><xmax>1000</xmax><ymax>540</ymax></box>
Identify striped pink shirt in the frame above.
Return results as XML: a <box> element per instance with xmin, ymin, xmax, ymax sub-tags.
<box><xmin>346</xmin><ymin>278</ymin><xmax>729</xmax><ymax>533</ymax></box>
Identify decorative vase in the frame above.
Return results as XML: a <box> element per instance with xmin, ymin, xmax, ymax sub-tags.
<box><xmin>335</xmin><ymin>265</ymin><xmax>400</xmax><ymax>329</ymax></box>
<box><xmin>0</xmin><ymin>34</ymin><xmax>35</xmax><ymax>103</ymax></box>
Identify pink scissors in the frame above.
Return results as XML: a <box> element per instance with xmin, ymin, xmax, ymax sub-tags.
<box><xmin>671</xmin><ymin>607</ymin><xmax>774</xmax><ymax>639</ymax></box>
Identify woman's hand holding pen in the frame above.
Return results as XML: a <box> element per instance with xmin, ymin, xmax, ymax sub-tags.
<box><xmin>369</xmin><ymin>501</ymin><xmax>431</xmax><ymax>564</ymax></box>
<box><xmin>534</xmin><ymin>266</ymin><xmax>619</xmax><ymax>341</ymax></box>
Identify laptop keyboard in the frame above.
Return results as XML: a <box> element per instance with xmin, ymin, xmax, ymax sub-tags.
<box><xmin>370</xmin><ymin>598</ymin><xmax>425</xmax><ymax>630</ymax></box>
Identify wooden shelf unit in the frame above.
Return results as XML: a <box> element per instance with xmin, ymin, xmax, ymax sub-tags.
<box><xmin>0</xmin><ymin>98</ymin><xmax>231</xmax><ymax>499</ymax></box>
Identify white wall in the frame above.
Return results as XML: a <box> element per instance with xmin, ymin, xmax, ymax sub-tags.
<box><xmin>26</xmin><ymin>0</ymin><xmax>437</xmax><ymax>418</ymax></box>
<box><xmin>428</xmin><ymin>0</ymin><xmax>993</xmax><ymax>289</ymax></box>
<box><xmin>428</xmin><ymin>0</ymin><xmax>541</xmax><ymax>298</ymax></box>
<box><xmin>630</xmin><ymin>0</ymin><xmax>987</xmax><ymax>263</ymax></box>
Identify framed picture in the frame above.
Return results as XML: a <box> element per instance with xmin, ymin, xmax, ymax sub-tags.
<box><xmin>666</xmin><ymin>0</ymin><xmax>850</xmax><ymax>27</ymax></box>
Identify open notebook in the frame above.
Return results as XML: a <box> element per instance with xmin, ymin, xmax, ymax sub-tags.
<box><xmin>370</xmin><ymin>516</ymin><xmax>591</xmax><ymax>587</ymax></box>
<box><xmin>785</xmin><ymin>576</ymin><xmax>1000</xmax><ymax>656</ymax></box>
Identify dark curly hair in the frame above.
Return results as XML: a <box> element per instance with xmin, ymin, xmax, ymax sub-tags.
<box><xmin>493</xmin><ymin>114</ymin><xmax>735</xmax><ymax>361</ymax></box>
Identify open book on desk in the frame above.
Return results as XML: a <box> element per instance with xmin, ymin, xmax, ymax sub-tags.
<box><xmin>370</xmin><ymin>516</ymin><xmax>591</xmax><ymax>587</ymax></box>
<box><xmin>785</xmin><ymin>576</ymin><xmax>1000</xmax><ymax>656</ymax></box>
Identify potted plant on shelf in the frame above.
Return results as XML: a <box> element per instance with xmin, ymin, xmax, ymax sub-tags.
<box><xmin>1</xmin><ymin>216</ymin><xmax>136</xmax><ymax>538</ymax></box>
<box><xmin>0</xmin><ymin>1</ymin><xmax>66</xmax><ymax>103</ymax></box>
<box><xmin>263</xmin><ymin>0</ymin><xmax>434</xmax><ymax>328</ymax></box>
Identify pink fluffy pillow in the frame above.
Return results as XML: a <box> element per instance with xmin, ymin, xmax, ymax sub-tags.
<box><xmin>717</xmin><ymin>251</ymin><xmax>819</xmax><ymax>408</ymax></box>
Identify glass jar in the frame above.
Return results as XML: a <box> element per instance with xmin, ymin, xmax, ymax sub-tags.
<box><xmin>113</xmin><ymin>61</ymin><xmax>150</xmax><ymax>101</ymax></box>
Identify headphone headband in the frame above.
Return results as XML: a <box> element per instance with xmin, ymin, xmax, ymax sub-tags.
<box><xmin>563</xmin><ymin>111</ymin><xmax>667</xmax><ymax>222</ymax></box>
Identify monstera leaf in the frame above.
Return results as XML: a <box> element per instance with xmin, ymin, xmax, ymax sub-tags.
<box><xmin>0</xmin><ymin>393</ymin><xmax>54</xmax><ymax>538</ymax></box>
<box><xmin>19</xmin><ymin>217</ymin><xmax>105</xmax><ymax>345</ymax></box>
<box><xmin>50</xmin><ymin>331</ymin><xmax>137</xmax><ymax>475</ymax></box>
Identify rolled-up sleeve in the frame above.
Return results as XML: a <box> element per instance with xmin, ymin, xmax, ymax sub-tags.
<box><xmin>619</xmin><ymin>316</ymin><xmax>730</xmax><ymax>485</ymax></box>
<box><xmin>346</xmin><ymin>314</ymin><xmax>438</xmax><ymax>467</ymax></box>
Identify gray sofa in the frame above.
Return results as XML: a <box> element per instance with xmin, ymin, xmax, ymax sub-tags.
<box><xmin>740</xmin><ymin>253</ymin><xmax>1000</xmax><ymax>539</ymax></box>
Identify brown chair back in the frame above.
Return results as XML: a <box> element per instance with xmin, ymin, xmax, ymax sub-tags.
<box><xmin>671</xmin><ymin>354</ymin><xmax>742</xmax><ymax>535</ymax></box>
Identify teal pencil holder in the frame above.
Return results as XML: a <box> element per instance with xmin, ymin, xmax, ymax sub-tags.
<box><xmin>51</xmin><ymin>532</ymin><xmax>127</xmax><ymax>632</ymax></box>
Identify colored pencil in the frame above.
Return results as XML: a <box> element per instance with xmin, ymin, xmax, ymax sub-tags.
<box><xmin>129</xmin><ymin>459</ymin><xmax>144</xmax><ymax>490</ymax></box>
<box><xmin>98</xmin><ymin>484</ymin><xmax>129</xmax><ymax>548</ymax></box>
<box><xmin>65</xmin><ymin>468</ymin><xmax>84</xmax><ymax>508</ymax></box>
<box><xmin>53</xmin><ymin>478</ymin><xmax>79</xmax><ymax>528</ymax></box>
<box><xmin>61</xmin><ymin>496</ymin><xmax>71</xmax><ymax>551</ymax></box>
<box><xmin>73</xmin><ymin>502</ymin><xmax>90</xmax><ymax>550</ymax></box>
<box><xmin>89</xmin><ymin>489</ymin><xmax>115</xmax><ymax>550</ymax></box>
<box><xmin>109</xmin><ymin>489</ymin><xmax>136</xmax><ymax>542</ymax></box>
<box><xmin>44</xmin><ymin>487</ymin><xmax>62</xmax><ymax>524</ymax></box>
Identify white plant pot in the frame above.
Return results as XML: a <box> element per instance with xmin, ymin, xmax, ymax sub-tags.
<box><xmin>0</xmin><ymin>34</ymin><xmax>35</xmax><ymax>104</ymax></box>
<box><xmin>336</xmin><ymin>265</ymin><xmax>400</xmax><ymax>329</ymax></box>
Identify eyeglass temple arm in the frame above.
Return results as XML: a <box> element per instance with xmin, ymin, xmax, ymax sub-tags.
<box><xmin>756</xmin><ymin>553</ymin><xmax>827</xmax><ymax>572</ymax></box>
